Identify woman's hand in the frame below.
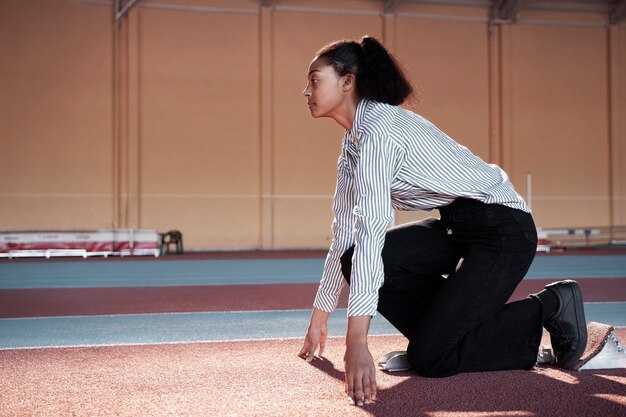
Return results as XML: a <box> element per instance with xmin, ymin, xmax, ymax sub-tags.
<box><xmin>298</xmin><ymin>308</ymin><xmax>330</xmax><ymax>361</ymax></box>
<box><xmin>344</xmin><ymin>316</ymin><xmax>377</xmax><ymax>406</ymax></box>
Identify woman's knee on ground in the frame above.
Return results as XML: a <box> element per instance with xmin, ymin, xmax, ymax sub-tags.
<box><xmin>407</xmin><ymin>340</ymin><xmax>455</xmax><ymax>378</ymax></box>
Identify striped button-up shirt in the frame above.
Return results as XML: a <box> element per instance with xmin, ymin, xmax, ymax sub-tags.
<box><xmin>313</xmin><ymin>99</ymin><xmax>529</xmax><ymax>317</ymax></box>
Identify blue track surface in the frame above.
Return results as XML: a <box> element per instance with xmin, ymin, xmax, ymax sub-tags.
<box><xmin>1</xmin><ymin>255</ymin><xmax>625</xmax><ymax>289</ymax></box>
<box><xmin>1</xmin><ymin>303</ymin><xmax>624</xmax><ymax>350</ymax></box>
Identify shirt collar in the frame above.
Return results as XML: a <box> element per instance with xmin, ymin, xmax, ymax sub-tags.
<box><xmin>346</xmin><ymin>98</ymin><xmax>371</xmax><ymax>144</ymax></box>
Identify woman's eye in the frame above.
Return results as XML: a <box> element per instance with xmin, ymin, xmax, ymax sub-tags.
<box><xmin>311</xmin><ymin>79</ymin><xmax>318</xmax><ymax>84</ymax></box>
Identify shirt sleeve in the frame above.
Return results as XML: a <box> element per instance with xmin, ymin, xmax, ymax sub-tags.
<box><xmin>348</xmin><ymin>133</ymin><xmax>395</xmax><ymax>317</ymax></box>
<box><xmin>313</xmin><ymin>151</ymin><xmax>356</xmax><ymax>313</ymax></box>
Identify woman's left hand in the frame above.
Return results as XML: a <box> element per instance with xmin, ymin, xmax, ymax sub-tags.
<box><xmin>343</xmin><ymin>338</ymin><xmax>377</xmax><ymax>405</ymax></box>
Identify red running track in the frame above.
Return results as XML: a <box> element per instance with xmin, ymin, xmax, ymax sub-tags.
<box><xmin>1</xmin><ymin>332</ymin><xmax>625</xmax><ymax>417</ymax></box>
<box><xmin>1</xmin><ymin>278</ymin><xmax>625</xmax><ymax>318</ymax></box>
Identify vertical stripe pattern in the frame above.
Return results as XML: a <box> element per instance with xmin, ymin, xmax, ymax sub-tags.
<box><xmin>313</xmin><ymin>99</ymin><xmax>529</xmax><ymax>317</ymax></box>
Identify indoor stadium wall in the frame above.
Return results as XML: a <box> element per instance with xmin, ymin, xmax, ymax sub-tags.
<box><xmin>1</xmin><ymin>0</ymin><xmax>625</xmax><ymax>250</ymax></box>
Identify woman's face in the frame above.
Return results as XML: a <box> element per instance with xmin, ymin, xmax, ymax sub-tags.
<box><xmin>302</xmin><ymin>57</ymin><xmax>349</xmax><ymax>119</ymax></box>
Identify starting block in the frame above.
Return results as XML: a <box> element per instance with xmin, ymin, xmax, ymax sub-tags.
<box><xmin>537</xmin><ymin>322</ymin><xmax>626</xmax><ymax>370</ymax></box>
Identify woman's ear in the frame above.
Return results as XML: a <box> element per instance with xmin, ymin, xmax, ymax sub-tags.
<box><xmin>342</xmin><ymin>73</ymin><xmax>356</xmax><ymax>93</ymax></box>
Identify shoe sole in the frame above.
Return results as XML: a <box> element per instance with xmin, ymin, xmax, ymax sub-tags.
<box><xmin>377</xmin><ymin>350</ymin><xmax>406</xmax><ymax>366</ymax></box>
<box><xmin>557</xmin><ymin>280</ymin><xmax>588</xmax><ymax>369</ymax></box>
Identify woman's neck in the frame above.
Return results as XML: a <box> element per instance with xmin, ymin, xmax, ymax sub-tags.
<box><xmin>333</xmin><ymin>95</ymin><xmax>362</xmax><ymax>131</ymax></box>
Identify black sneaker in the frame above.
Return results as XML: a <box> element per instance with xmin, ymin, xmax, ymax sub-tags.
<box><xmin>543</xmin><ymin>280</ymin><xmax>587</xmax><ymax>369</ymax></box>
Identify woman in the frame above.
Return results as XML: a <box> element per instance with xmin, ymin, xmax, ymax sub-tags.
<box><xmin>297</xmin><ymin>36</ymin><xmax>587</xmax><ymax>406</ymax></box>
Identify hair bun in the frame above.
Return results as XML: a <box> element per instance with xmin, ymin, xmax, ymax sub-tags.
<box><xmin>360</xmin><ymin>35</ymin><xmax>381</xmax><ymax>56</ymax></box>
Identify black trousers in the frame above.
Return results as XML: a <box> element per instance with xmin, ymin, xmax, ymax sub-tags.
<box><xmin>340</xmin><ymin>198</ymin><xmax>543</xmax><ymax>377</ymax></box>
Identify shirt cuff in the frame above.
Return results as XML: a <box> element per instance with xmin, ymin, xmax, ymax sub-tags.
<box><xmin>346</xmin><ymin>291</ymin><xmax>379</xmax><ymax>317</ymax></box>
<box><xmin>313</xmin><ymin>287</ymin><xmax>340</xmax><ymax>313</ymax></box>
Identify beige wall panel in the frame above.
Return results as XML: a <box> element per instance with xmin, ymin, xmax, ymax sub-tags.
<box><xmin>138</xmin><ymin>9</ymin><xmax>260</xmax><ymax>247</ymax></box>
<box><xmin>397</xmin><ymin>2</ymin><xmax>488</xmax><ymax>18</ymax></box>
<box><xmin>520</xmin><ymin>9</ymin><xmax>608</xmax><ymax>25</ymax></box>
<box><xmin>272</xmin><ymin>199</ymin><xmax>334</xmax><ymax>248</ymax></box>
<box><xmin>530</xmin><ymin>200</ymin><xmax>609</xmax><ymax>229</ymax></box>
<box><xmin>395</xmin><ymin>18</ymin><xmax>491</xmax><ymax>161</ymax></box>
<box><xmin>143</xmin><ymin>0</ymin><xmax>257</xmax><ymax>9</ymax></box>
<box><xmin>142</xmin><ymin>197</ymin><xmax>259</xmax><ymax>249</ymax></box>
<box><xmin>271</xmin><ymin>11</ymin><xmax>382</xmax><ymax>247</ymax></box>
<box><xmin>502</xmin><ymin>24</ymin><xmax>610</xmax><ymax>228</ymax></box>
<box><xmin>0</xmin><ymin>197</ymin><xmax>113</xmax><ymax>230</ymax></box>
<box><xmin>271</xmin><ymin>0</ymin><xmax>382</xmax><ymax>12</ymax></box>
<box><xmin>613</xmin><ymin>26</ymin><xmax>626</xmax><ymax>226</ymax></box>
<box><xmin>0</xmin><ymin>0</ymin><xmax>113</xmax><ymax>229</ymax></box>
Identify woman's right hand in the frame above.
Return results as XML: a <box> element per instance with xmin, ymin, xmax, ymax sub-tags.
<box><xmin>298</xmin><ymin>308</ymin><xmax>331</xmax><ymax>361</ymax></box>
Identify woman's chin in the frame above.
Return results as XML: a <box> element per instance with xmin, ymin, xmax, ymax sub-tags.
<box><xmin>309</xmin><ymin>108</ymin><xmax>325</xmax><ymax>118</ymax></box>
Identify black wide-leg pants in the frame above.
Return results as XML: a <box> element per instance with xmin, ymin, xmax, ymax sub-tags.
<box><xmin>340</xmin><ymin>198</ymin><xmax>544</xmax><ymax>377</ymax></box>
